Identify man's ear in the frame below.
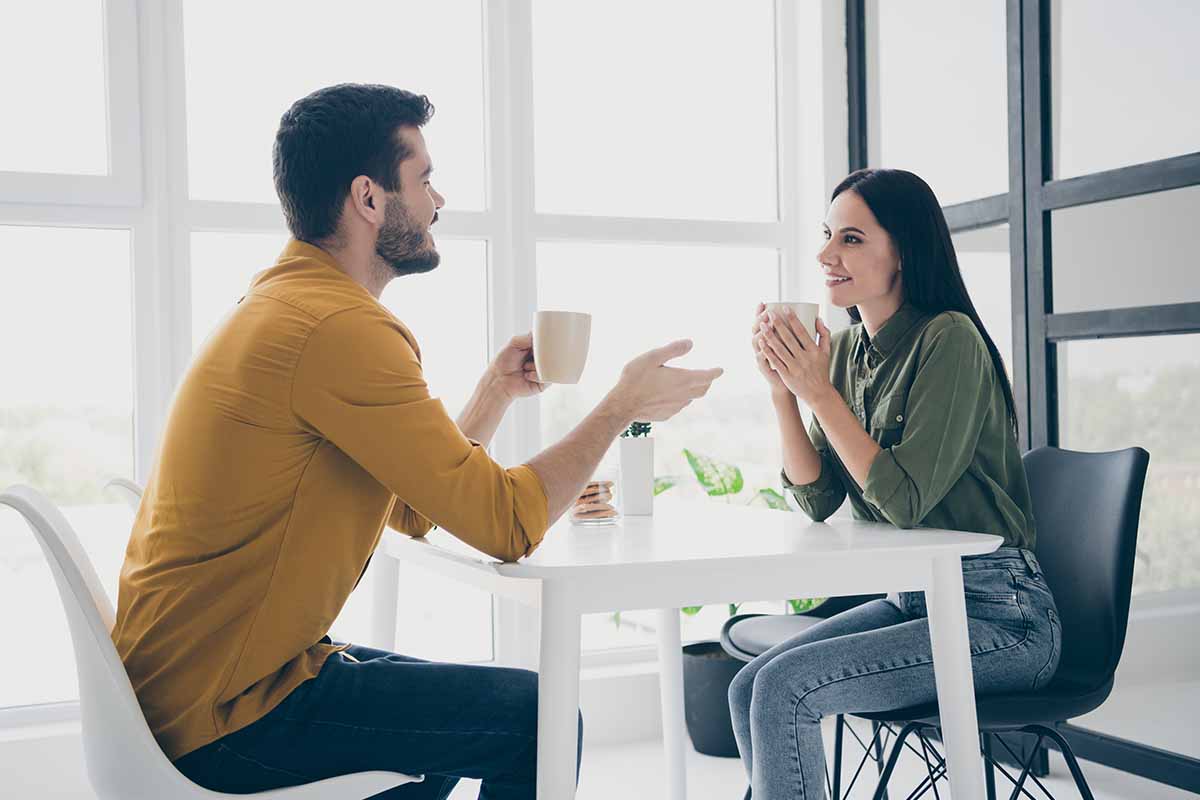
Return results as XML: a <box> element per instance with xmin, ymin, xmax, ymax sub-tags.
<box><xmin>348</xmin><ymin>175</ymin><xmax>382</xmax><ymax>225</ymax></box>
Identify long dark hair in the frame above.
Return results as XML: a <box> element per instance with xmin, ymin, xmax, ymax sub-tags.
<box><xmin>831</xmin><ymin>168</ymin><xmax>1018</xmax><ymax>435</ymax></box>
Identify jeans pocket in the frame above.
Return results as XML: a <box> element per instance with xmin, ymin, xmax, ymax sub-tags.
<box><xmin>1032</xmin><ymin>607</ymin><xmax>1062</xmax><ymax>690</ymax></box>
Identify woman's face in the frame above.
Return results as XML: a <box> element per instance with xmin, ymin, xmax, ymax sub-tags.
<box><xmin>816</xmin><ymin>189</ymin><xmax>902</xmax><ymax>310</ymax></box>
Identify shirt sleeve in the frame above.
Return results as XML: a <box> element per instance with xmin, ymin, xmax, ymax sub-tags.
<box><xmin>862</xmin><ymin>322</ymin><xmax>993</xmax><ymax>528</ymax></box>
<box><xmin>292</xmin><ymin>307</ymin><xmax>549</xmax><ymax>562</ymax></box>
<box><xmin>781</xmin><ymin>416</ymin><xmax>847</xmax><ymax>522</ymax></box>
<box><xmin>388</xmin><ymin>499</ymin><xmax>435</xmax><ymax>538</ymax></box>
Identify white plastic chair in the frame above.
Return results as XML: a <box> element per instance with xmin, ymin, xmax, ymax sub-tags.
<box><xmin>1</xmin><ymin>484</ymin><xmax>422</xmax><ymax>799</ymax></box>
<box><xmin>102</xmin><ymin>475</ymin><xmax>144</xmax><ymax>511</ymax></box>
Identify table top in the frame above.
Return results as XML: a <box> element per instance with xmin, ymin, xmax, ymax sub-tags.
<box><xmin>400</xmin><ymin>498</ymin><xmax>1003</xmax><ymax>580</ymax></box>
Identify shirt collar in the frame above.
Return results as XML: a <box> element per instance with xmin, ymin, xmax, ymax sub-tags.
<box><xmin>854</xmin><ymin>303</ymin><xmax>928</xmax><ymax>363</ymax></box>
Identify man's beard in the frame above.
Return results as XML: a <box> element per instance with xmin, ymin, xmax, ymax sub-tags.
<box><xmin>375</xmin><ymin>194</ymin><xmax>440</xmax><ymax>277</ymax></box>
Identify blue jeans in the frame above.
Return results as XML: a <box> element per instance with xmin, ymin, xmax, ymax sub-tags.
<box><xmin>728</xmin><ymin>547</ymin><xmax>1062</xmax><ymax>800</ymax></box>
<box><xmin>175</xmin><ymin>643</ymin><xmax>583</xmax><ymax>799</ymax></box>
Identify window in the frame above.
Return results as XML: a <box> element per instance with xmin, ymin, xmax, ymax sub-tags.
<box><xmin>870</xmin><ymin>0</ymin><xmax>1008</xmax><ymax>205</ymax></box>
<box><xmin>0</xmin><ymin>225</ymin><xmax>134</xmax><ymax>706</ymax></box>
<box><xmin>953</xmin><ymin>225</ymin><xmax>1013</xmax><ymax>374</ymax></box>
<box><xmin>1051</xmin><ymin>0</ymin><xmax>1200</xmax><ymax>179</ymax></box>
<box><xmin>182</xmin><ymin>0</ymin><xmax>487</xmax><ymax>210</ymax></box>
<box><xmin>1051</xmin><ymin>184</ymin><xmax>1200</xmax><ymax>314</ymax></box>
<box><xmin>532</xmin><ymin>0</ymin><xmax>778</xmax><ymax>221</ymax></box>
<box><xmin>0</xmin><ymin>1</ymin><xmax>108</xmax><ymax>176</ymax></box>
<box><xmin>1057</xmin><ymin>335</ymin><xmax>1200</xmax><ymax>595</ymax></box>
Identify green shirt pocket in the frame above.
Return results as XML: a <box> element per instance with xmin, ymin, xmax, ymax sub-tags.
<box><xmin>871</xmin><ymin>393</ymin><xmax>908</xmax><ymax>449</ymax></box>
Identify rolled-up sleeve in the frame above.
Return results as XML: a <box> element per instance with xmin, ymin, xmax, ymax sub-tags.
<box><xmin>782</xmin><ymin>417</ymin><xmax>847</xmax><ymax>522</ymax></box>
<box><xmin>292</xmin><ymin>307</ymin><xmax>549</xmax><ymax>561</ymax></box>
<box><xmin>863</xmin><ymin>322</ymin><xmax>993</xmax><ymax>528</ymax></box>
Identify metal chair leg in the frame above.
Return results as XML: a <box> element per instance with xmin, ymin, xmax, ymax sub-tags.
<box><xmin>872</xmin><ymin>722</ymin><xmax>924</xmax><ymax>800</ymax></box>
<box><xmin>1027</xmin><ymin>725</ymin><xmax>1097</xmax><ymax>800</ymax></box>
<box><xmin>982</xmin><ymin>732</ymin><xmax>997</xmax><ymax>800</ymax></box>
<box><xmin>832</xmin><ymin>714</ymin><xmax>845</xmax><ymax>799</ymax></box>
<box><xmin>873</xmin><ymin>722</ymin><xmax>890</xmax><ymax>800</ymax></box>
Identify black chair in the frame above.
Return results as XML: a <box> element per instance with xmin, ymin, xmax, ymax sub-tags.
<box><xmin>720</xmin><ymin>593</ymin><xmax>889</xmax><ymax>799</ymax></box>
<box><xmin>859</xmin><ymin>446</ymin><xmax>1150</xmax><ymax>800</ymax></box>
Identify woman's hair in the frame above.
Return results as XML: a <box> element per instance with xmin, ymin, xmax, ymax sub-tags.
<box><xmin>831</xmin><ymin>168</ymin><xmax>1018</xmax><ymax>435</ymax></box>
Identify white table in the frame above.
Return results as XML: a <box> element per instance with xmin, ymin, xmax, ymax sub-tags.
<box><xmin>379</xmin><ymin>498</ymin><xmax>1002</xmax><ymax>799</ymax></box>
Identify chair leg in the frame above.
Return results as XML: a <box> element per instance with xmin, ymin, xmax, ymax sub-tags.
<box><xmin>872</xmin><ymin>722</ymin><xmax>890</xmax><ymax>800</ymax></box>
<box><xmin>1026</xmin><ymin>725</ymin><xmax>1097</xmax><ymax>800</ymax></box>
<box><xmin>872</xmin><ymin>722</ymin><xmax>924</xmax><ymax>800</ymax></box>
<box><xmin>832</xmin><ymin>714</ymin><xmax>845</xmax><ymax>800</ymax></box>
<box><xmin>982</xmin><ymin>732</ymin><xmax>998</xmax><ymax>800</ymax></box>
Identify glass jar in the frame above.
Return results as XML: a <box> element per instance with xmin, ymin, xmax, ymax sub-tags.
<box><xmin>569</xmin><ymin>464</ymin><xmax>622</xmax><ymax>526</ymax></box>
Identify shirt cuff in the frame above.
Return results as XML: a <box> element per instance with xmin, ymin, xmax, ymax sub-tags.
<box><xmin>510</xmin><ymin>464</ymin><xmax>551</xmax><ymax>557</ymax></box>
<box><xmin>863</xmin><ymin>448</ymin><xmax>908</xmax><ymax>515</ymax></box>
<box><xmin>780</xmin><ymin>463</ymin><xmax>840</xmax><ymax>501</ymax></box>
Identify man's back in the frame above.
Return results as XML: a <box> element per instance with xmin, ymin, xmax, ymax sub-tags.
<box><xmin>112</xmin><ymin>240</ymin><xmax>548</xmax><ymax>761</ymax></box>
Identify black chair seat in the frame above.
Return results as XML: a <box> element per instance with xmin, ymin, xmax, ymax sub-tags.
<box><xmin>856</xmin><ymin>677</ymin><xmax>1114</xmax><ymax>730</ymax></box>
<box><xmin>720</xmin><ymin>595</ymin><xmax>887</xmax><ymax>663</ymax></box>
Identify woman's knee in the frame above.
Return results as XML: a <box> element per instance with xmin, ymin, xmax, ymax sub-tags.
<box><xmin>727</xmin><ymin>662</ymin><xmax>758</xmax><ymax>718</ymax></box>
<box><xmin>750</xmin><ymin>658</ymin><xmax>821</xmax><ymax>725</ymax></box>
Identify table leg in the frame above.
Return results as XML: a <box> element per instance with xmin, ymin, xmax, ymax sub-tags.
<box><xmin>656</xmin><ymin>608</ymin><xmax>688</xmax><ymax>800</ymax></box>
<box><xmin>926</xmin><ymin>554</ymin><xmax>987</xmax><ymax>799</ymax></box>
<box><xmin>370</xmin><ymin>553</ymin><xmax>400</xmax><ymax>652</ymax></box>
<box><xmin>537</xmin><ymin>583</ymin><xmax>582</xmax><ymax>799</ymax></box>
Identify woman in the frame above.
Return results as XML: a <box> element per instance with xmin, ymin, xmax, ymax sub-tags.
<box><xmin>728</xmin><ymin>169</ymin><xmax>1061</xmax><ymax>799</ymax></box>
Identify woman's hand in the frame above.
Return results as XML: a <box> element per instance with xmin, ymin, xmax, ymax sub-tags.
<box><xmin>754</xmin><ymin>308</ymin><xmax>836</xmax><ymax>407</ymax></box>
<box><xmin>751</xmin><ymin>303</ymin><xmax>789</xmax><ymax>397</ymax></box>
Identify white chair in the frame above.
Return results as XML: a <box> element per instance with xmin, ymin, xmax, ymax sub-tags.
<box><xmin>102</xmin><ymin>476</ymin><xmax>144</xmax><ymax>511</ymax></box>
<box><xmin>1</xmin><ymin>484</ymin><xmax>422</xmax><ymax>799</ymax></box>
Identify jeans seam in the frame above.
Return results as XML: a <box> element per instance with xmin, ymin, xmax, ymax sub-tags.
<box><xmin>789</xmin><ymin>693</ymin><xmax>807</xmax><ymax>800</ymax></box>
<box><xmin>278</xmin><ymin>716</ymin><xmax>535</xmax><ymax>740</ymax></box>
<box><xmin>1032</xmin><ymin>608</ymin><xmax>1061</xmax><ymax>688</ymax></box>
<box><xmin>216</xmin><ymin>742</ymin><xmax>309</xmax><ymax>781</ymax></box>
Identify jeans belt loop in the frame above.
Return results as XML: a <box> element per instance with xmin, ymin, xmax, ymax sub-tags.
<box><xmin>1019</xmin><ymin>547</ymin><xmax>1041</xmax><ymax>577</ymax></box>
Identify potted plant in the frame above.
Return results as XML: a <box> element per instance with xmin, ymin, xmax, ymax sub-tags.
<box><xmin>619</xmin><ymin>421</ymin><xmax>654</xmax><ymax>515</ymax></box>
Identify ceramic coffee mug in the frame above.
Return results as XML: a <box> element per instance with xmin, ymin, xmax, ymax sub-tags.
<box><xmin>764</xmin><ymin>301</ymin><xmax>820</xmax><ymax>342</ymax></box>
<box><xmin>533</xmin><ymin>310</ymin><xmax>592</xmax><ymax>384</ymax></box>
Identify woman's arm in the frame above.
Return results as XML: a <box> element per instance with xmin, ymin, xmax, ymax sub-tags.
<box><xmin>775</xmin><ymin>393</ymin><xmax>848</xmax><ymax>521</ymax></box>
<box><xmin>809</xmin><ymin>390</ymin><xmax>882</xmax><ymax>490</ymax></box>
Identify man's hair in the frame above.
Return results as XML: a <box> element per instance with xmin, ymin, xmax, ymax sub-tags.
<box><xmin>273</xmin><ymin>83</ymin><xmax>434</xmax><ymax>243</ymax></box>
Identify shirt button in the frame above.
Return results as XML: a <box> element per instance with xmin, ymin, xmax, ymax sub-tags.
<box><xmin>896</xmin><ymin>414</ymin><xmax>904</xmax><ymax>422</ymax></box>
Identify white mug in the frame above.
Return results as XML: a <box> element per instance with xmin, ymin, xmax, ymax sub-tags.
<box><xmin>533</xmin><ymin>310</ymin><xmax>592</xmax><ymax>384</ymax></box>
<box><xmin>764</xmin><ymin>301</ymin><xmax>820</xmax><ymax>341</ymax></box>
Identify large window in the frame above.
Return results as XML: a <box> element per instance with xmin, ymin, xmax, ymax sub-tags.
<box><xmin>0</xmin><ymin>0</ymin><xmax>828</xmax><ymax>715</ymax></box>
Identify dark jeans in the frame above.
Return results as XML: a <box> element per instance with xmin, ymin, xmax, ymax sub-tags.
<box><xmin>176</xmin><ymin>644</ymin><xmax>583</xmax><ymax>799</ymax></box>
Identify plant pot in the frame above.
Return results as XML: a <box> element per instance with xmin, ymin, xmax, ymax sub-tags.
<box><xmin>682</xmin><ymin>641</ymin><xmax>744</xmax><ymax>758</ymax></box>
<box><xmin>619</xmin><ymin>436</ymin><xmax>654</xmax><ymax>515</ymax></box>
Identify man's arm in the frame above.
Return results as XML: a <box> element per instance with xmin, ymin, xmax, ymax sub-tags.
<box><xmin>455</xmin><ymin>374</ymin><xmax>512</xmax><ymax>447</ymax></box>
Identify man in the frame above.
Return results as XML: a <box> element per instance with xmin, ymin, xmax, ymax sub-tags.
<box><xmin>112</xmin><ymin>83</ymin><xmax>722</xmax><ymax>799</ymax></box>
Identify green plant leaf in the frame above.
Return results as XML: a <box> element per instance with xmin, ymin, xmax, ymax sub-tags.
<box><xmin>683</xmin><ymin>449</ymin><xmax>744</xmax><ymax>497</ymax></box>
<box><xmin>753</xmin><ymin>488</ymin><xmax>790</xmax><ymax>511</ymax></box>
<box><xmin>680</xmin><ymin>606</ymin><xmax>703</xmax><ymax>616</ymax></box>
<box><xmin>653</xmin><ymin>476</ymin><xmax>679</xmax><ymax>496</ymax></box>
<box><xmin>788</xmin><ymin>597</ymin><xmax>826</xmax><ymax>614</ymax></box>
<box><xmin>728</xmin><ymin>603</ymin><xmax>741</xmax><ymax>616</ymax></box>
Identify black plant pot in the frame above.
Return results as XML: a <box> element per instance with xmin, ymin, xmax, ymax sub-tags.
<box><xmin>682</xmin><ymin>641</ymin><xmax>745</xmax><ymax>758</ymax></box>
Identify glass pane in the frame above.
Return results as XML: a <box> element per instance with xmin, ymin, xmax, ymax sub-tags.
<box><xmin>1052</xmin><ymin>0</ymin><xmax>1200</xmax><ymax>179</ymax></box>
<box><xmin>953</xmin><ymin>225</ymin><xmax>1013</xmax><ymax>376</ymax></box>
<box><xmin>0</xmin><ymin>225</ymin><xmax>134</xmax><ymax>707</ymax></box>
<box><xmin>0</xmin><ymin>1</ymin><xmax>108</xmax><ymax>175</ymax></box>
<box><xmin>1057</xmin><ymin>335</ymin><xmax>1200</xmax><ymax>595</ymax></box>
<box><xmin>873</xmin><ymin>0</ymin><xmax>1008</xmax><ymax>205</ymax></box>
<box><xmin>183</xmin><ymin>0</ymin><xmax>486</xmax><ymax>209</ymax></box>
<box><xmin>1051</xmin><ymin>184</ymin><xmax>1200</xmax><ymax>313</ymax></box>
<box><xmin>188</xmin><ymin>234</ymin><xmax>492</xmax><ymax>657</ymax></box>
<box><xmin>191</xmin><ymin>232</ymin><xmax>288</xmax><ymax>349</ymax></box>
<box><xmin>536</xmin><ymin>242</ymin><xmax>790</xmax><ymax>649</ymax></box>
<box><xmin>532</xmin><ymin>0</ymin><xmax>777</xmax><ymax>221</ymax></box>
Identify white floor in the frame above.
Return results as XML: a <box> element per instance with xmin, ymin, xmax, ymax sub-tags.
<box><xmin>448</xmin><ymin>716</ymin><xmax>1198</xmax><ymax>799</ymax></box>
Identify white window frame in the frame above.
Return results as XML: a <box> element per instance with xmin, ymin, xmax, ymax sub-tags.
<box><xmin>0</xmin><ymin>0</ymin><xmax>848</xmax><ymax>727</ymax></box>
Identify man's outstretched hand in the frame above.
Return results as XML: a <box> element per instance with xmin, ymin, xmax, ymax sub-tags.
<box><xmin>487</xmin><ymin>332</ymin><xmax>547</xmax><ymax>401</ymax></box>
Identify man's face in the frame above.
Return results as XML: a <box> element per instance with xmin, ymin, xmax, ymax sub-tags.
<box><xmin>375</xmin><ymin>127</ymin><xmax>445</xmax><ymax>277</ymax></box>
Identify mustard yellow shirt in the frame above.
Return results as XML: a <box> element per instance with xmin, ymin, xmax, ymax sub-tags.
<box><xmin>112</xmin><ymin>240</ymin><xmax>549</xmax><ymax>760</ymax></box>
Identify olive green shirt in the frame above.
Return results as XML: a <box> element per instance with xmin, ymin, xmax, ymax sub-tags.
<box><xmin>783</xmin><ymin>304</ymin><xmax>1036</xmax><ymax>549</ymax></box>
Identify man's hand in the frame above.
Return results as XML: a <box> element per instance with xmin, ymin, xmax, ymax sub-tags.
<box><xmin>486</xmin><ymin>332</ymin><xmax>546</xmax><ymax>401</ymax></box>
<box><xmin>604</xmin><ymin>339</ymin><xmax>724</xmax><ymax>424</ymax></box>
